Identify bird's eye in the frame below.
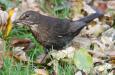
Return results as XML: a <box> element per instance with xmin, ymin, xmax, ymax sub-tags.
<box><xmin>26</xmin><ymin>15</ymin><xmax>29</xmax><ymax>18</ymax></box>
<box><xmin>24</xmin><ymin>14</ymin><xmax>30</xmax><ymax>19</ymax></box>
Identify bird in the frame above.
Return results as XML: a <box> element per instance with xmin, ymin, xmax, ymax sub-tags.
<box><xmin>14</xmin><ymin>10</ymin><xmax>103</xmax><ymax>53</ymax></box>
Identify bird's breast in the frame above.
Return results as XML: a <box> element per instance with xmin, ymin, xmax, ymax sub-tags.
<box><xmin>30</xmin><ymin>24</ymin><xmax>50</xmax><ymax>46</ymax></box>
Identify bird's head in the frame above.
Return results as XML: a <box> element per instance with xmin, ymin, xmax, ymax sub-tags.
<box><xmin>14</xmin><ymin>10</ymin><xmax>40</xmax><ymax>25</ymax></box>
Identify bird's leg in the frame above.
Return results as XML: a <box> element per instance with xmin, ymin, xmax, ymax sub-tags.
<box><xmin>40</xmin><ymin>48</ymin><xmax>48</xmax><ymax>63</ymax></box>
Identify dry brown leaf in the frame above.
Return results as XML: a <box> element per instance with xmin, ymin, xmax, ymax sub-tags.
<box><xmin>9</xmin><ymin>38</ymin><xmax>36</xmax><ymax>62</ymax></box>
<box><xmin>11</xmin><ymin>38</ymin><xmax>31</xmax><ymax>45</ymax></box>
<box><xmin>11</xmin><ymin>38</ymin><xmax>34</xmax><ymax>51</ymax></box>
<box><xmin>96</xmin><ymin>1</ymin><xmax>107</xmax><ymax>13</ymax></box>
<box><xmin>13</xmin><ymin>47</ymin><xmax>29</xmax><ymax>62</ymax></box>
<box><xmin>105</xmin><ymin>51</ymin><xmax>115</xmax><ymax>56</ymax></box>
<box><xmin>107</xmin><ymin>1</ymin><xmax>115</xmax><ymax>10</ymax></box>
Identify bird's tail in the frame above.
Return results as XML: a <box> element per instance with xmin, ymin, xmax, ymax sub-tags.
<box><xmin>77</xmin><ymin>12</ymin><xmax>103</xmax><ymax>23</ymax></box>
<box><xmin>69</xmin><ymin>12</ymin><xmax>103</xmax><ymax>36</ymax></box>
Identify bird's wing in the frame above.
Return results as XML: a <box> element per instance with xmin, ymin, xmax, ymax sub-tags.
<box><xmin>49</xmin><ymin>19</ymin><xmax>71</xmax><ymax>36</ymax></box>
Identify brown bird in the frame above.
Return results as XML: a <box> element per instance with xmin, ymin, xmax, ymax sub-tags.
<box><xmin>14</xmin><ymin>11</ymin><xmax>103</xmax><ymax>53</ymax></box>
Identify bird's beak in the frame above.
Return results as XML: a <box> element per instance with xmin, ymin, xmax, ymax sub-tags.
<box><xmin>13</xmin><ymin>19</ymin><xmax>28</xmax><ymax>25</ymax></box>
<box><xmin>13</xmin><ymin>19</ymin><xmax>22</xmax><ymax>24</ymax></box>
<box><xmin>13</xmin><ymin>19</ymin><xmax>34</xmax><ymax>25</ymax></box>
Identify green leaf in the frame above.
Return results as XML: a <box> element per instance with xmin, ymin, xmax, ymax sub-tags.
<box><xmin>73</xmin><ymin>48</ymin><xmax>93</xmax><ymax>73</ymax></box>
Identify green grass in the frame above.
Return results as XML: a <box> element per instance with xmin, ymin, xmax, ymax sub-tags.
<box><xmin>0</xmin><ymin>25</ymin><xmax>43</xmax><ymax>75</ymax></box>
<box><xmin>39</xmin><ymin>0</ymin><xmax>70</xmax><ymax>19</ymax></box>
<box><xmin>0</xmin><ymin>57</ymin><xmax>33</xmax><ymax>75</ymax></box>
<box><xmin>58</xmin><ymin>64</ymin><xmax>75</xmax><ymax>75</ymax></box>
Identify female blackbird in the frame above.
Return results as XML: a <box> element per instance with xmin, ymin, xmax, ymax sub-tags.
<box><xmin>14</xmin><ymin>11</ymin><xmax>103</xmax><ymax>52</ymax></box>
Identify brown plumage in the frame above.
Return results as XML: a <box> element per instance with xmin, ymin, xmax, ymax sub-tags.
<box><xmin>14</xmin><ymin>11</ymin><xmax>103</xmax><ymax>53</ymax></box>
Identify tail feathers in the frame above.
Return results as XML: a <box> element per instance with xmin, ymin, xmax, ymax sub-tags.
<box><xmin>77</xmin><ymin>12</ymin><xmax>103</xmax><ymax>23</ymax></box>
<box><xmin>69</xmin><ymin>12</ymin><xmax>103</xmax><ymax>36</ymax></box>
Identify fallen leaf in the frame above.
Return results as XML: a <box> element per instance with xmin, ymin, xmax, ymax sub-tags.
<box><xmin>11</xmin><ymin>38</ymin><xmax>31</xmax><ymax>45</ymax></box>
<box><xmin>11</xmin><ymin>38</ymin><xmax>34</xmax><ymax>51</ymax></box>
<box><xmin>97</xmin><ymin>1</ymin><xmax>107</xmax><ymax>13</ymax></box>
<box><xmin>3</xmin><ymin>8</ymin><xmax>18</xmax><ymax>39</ymax></box>
<box><xmin>74</xmin><ymin>48</ymin><xmax>93</xmax><ymax>73</ymax></box>
<box><xmin>107</xmin><ymin>1</ymin><xmax>115</xmax><ymax>10</ymax></box>
<box><xmin>34</xmin><ymin>68</ymin><xmax>49</xmax><ymax>75</ymax></box>
<box><xmin>13</xmin><ymin>47</ymin><xmax>29</xmax><ymax>62</ymax></box>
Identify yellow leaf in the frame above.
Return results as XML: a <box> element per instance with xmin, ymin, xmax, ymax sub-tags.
<box><xmin>3</xmin><ymin>8</ymin><xmax>15</xmax><ymax>39</ymax></box>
